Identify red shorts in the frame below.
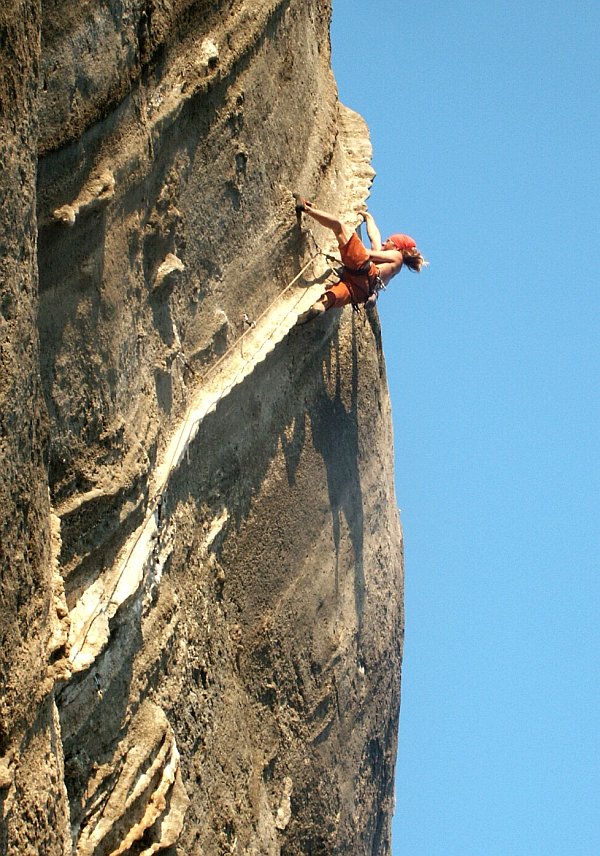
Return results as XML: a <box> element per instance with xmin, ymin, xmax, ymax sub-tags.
<box><xmin>324</xmin><ymin>233</ymin><xmax>378</xmax><ymax>309</ymax></box>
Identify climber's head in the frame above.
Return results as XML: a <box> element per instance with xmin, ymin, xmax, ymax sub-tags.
<box><xmin>384</xmin><ymin>233</ymin><xmax>428</xmax><ymax>272</ymax></box>
<box><xmin>387</xmin><ymin>233</ymin><xmax>416</xmax><ymax>251</ymax></box>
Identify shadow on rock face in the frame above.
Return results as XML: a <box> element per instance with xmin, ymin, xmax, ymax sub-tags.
<box><xmin>310</xmin><ymin>314</ymin><xmax>365</xmax><ymax>634</ymax></box>
<box><xmin>38</xmin><ymin>206</ymin><xmax>109</xmax><ymax>494</ymax></box>
<box><xmin>160</xmin><ymin>305</ymin><xmax>367</xmax><ymax>639</ymax></box>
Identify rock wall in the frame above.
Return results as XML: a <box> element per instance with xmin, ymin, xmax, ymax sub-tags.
<box><xmin>0</xmin><ymin>1</ymin><xmax>404</xmax><ymax>853</ymax></box>
<box><xmin>0</xmin><ymin>2</ymin><xmax>71</xmax><ymax>852</ymax></box>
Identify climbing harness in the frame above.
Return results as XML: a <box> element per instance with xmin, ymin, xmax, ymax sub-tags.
<box><xmin>325</xmin><ymin>256</ymin><xmax>386</xmax><ymax>312</ymax></box>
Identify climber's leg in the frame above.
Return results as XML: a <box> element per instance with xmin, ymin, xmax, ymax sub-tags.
<box><xmin>294</xmin><ymin>194</ymin><xmax>353</xmax><ymax>250</ymax></box>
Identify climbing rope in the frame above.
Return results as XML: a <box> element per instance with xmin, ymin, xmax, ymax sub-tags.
<box><xmin>69</xmin><ymin>245</ymin><xmax>328</xmax><ymax>667</ymax></box>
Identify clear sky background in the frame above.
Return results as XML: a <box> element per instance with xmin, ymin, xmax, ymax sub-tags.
<box><xmin>331</xmin><ymin>2</ymin><xmax>599</xmax><ymax>854</ymax></box>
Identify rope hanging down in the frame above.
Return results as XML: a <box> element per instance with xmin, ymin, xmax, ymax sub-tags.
<box><xmin>69</xmin><ymin>245</ymin><xmax>329</xmax><ymax>667</ymax></box>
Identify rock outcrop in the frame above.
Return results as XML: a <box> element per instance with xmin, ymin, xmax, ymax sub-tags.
<box><xmin>0</xmin><ymin>1</ymin><xmax>404</xmax><ymax>853</ymax></box>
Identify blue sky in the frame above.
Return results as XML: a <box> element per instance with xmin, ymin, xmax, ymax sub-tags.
<box><xmin>331</xmin><ymin>2</ymin><xmax>600</xmax><ymax>854</ymax></box>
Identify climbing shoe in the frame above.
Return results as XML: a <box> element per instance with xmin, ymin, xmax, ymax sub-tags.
<box><xmin>296</xmin><ymin>304</ymin><xmax>324</xmax><ymax>326</ymax></box>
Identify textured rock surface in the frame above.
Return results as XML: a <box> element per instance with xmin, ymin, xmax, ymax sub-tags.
<box><xmin>0</xmin><ymin>2</ymin><xmax>72</xmax><ymax>852</ymax></box>
<box><xmin>1</xmin><ymin>0</ymin><xmax>404</xmax><ymax>853</ymax></box>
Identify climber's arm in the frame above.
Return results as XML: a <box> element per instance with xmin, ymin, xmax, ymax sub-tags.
<box><xmin>362</xmin><ymin>211</ymin><xmax>382</xmax><ymax>250</ymax></box>
<box><xmin>367</xmin><ymin>248</ymin><xmax>403</xmax><ymax>266</ymax></box>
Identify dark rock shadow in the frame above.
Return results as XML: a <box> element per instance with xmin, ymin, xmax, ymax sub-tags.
<box><xmin>37</xmin><ymin>205</ymin><xmax>109</xmax><ymax>496</ymax></box>
<box><xmin>163</xmin><ymin>306</ymin><xmax>366</xmax><ymax>640</ymax></box>
<box><xmin>280</xmin><ymin>411</ymin><xmax>307</xmax><ymax>487</ymax></box>
<box><xmin>365</xmin><ymin>305</ymin><xmax>385</xmax><ymax>376</ymax></box>
<box><xmin>310</xmin><ymin>314</ymin><xmax>365</xmax><ymax>633</ymax></box>
<box><xmin>154</xmin><ymin>365</ymin><xmax>174</xmax><ymax>415</ymax></box>
<box><xmin>296</xmin><ymin>267</ymin><xmax>338</xmax><ymax>289</ymax></box>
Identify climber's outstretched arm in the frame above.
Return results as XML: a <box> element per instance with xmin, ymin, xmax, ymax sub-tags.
<box><xmin>362</xmin><ymin>211</ymin><xmax>382</xmax><ymax>251</ymax></box>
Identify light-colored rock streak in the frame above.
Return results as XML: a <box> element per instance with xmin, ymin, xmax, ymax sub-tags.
<box><xmin>75</xmin><ymin>702</ymin><xmax>189</xmax><ymax>856</ymax></box>
<box><xmin>152</xmin><ymin>271</ymin><xmax>326</xmax><ymax>494</ymax></box>
<box><xmin>66</xmin><ymin>102</ymin><xmax>375</xmax><ymax>678</ymax></box>
<box><xmin>67</xmin><ymin>257</ymin><xmax>325</xmax><ymax>675</ymax></box>
<box><xmin>108</xmin><ymin>741</ymin><xmax>181</xmax><ymax>856</ymax></box>
<box><xmin>65</xmin><ymin>101</ymin><xmax>375</xmax><ymax>674</ymax></box>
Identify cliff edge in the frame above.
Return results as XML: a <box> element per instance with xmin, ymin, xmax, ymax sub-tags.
<box><xmin>0</xmin><ymin>1</ymin><xmax>404</xmax><ymax>853</ymax></box>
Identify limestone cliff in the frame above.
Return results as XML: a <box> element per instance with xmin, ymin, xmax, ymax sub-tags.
<box><xmin>0</xmin><ymin>1</ymin><xmax>404</xmax><ymax>853</ymax></box>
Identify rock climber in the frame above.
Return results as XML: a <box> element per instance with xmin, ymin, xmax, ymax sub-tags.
<box><xmin>294</xmin><ymin>195</ymin><xmax>427</xmax><ymax>324</ymax></box>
